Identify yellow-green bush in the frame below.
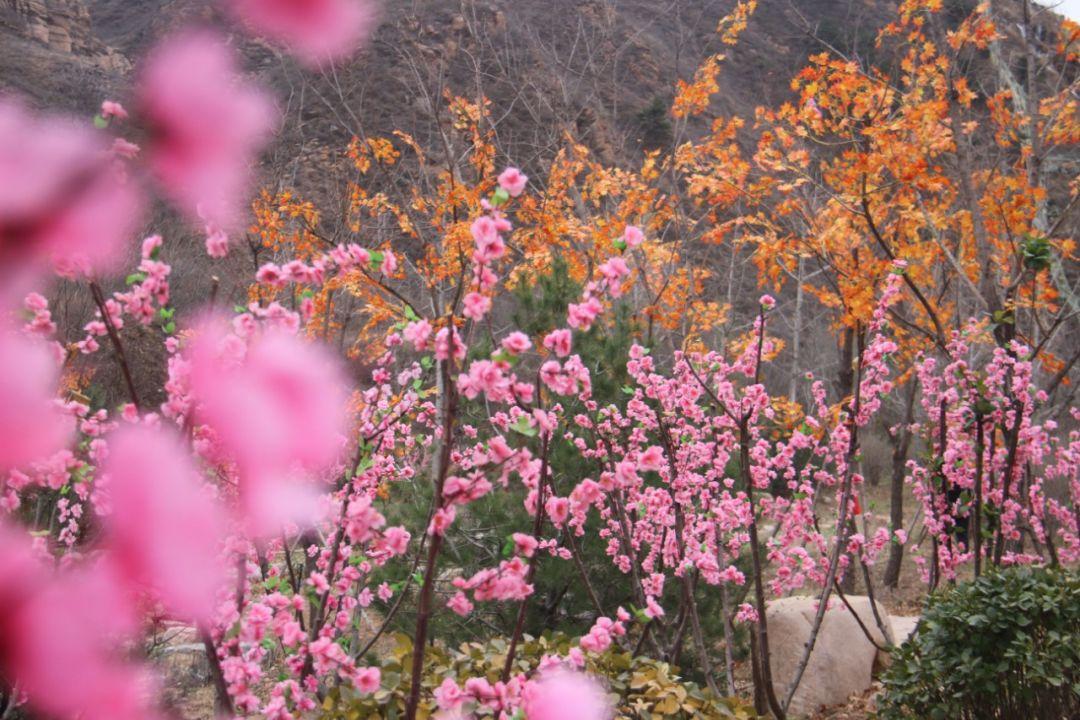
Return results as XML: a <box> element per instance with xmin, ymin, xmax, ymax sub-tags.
<box><xmin>320</xmin><ymin>632</ymin><xmax>758</xmax><ymax>719</ymax></box>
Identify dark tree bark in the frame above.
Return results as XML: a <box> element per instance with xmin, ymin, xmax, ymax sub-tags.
<box><xmin>883</xmin><ymin>381</ymin><xmax>918</xmax><ymax>588</ymax></box>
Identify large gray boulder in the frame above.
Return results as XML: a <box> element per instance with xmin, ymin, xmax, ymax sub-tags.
<box><xmin>765</xmin><ymin>594</ymin><xmax>893</xmax><ymax>717</ymax></box>
<box><xmin>889</xmin><ymin>615</ymin><xmax>920</xmax><ymax>644</ymax></box>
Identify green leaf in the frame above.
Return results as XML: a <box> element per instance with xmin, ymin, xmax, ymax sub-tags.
<box><xmin>93</xmin><ymin>114</ymin><xmax>108</xmax><ymax>129</ymax></box>
<box><xmin>125</xmin><ymin>272</ymin><xmax>146</xmax><ymax>286</ymax></box>
<box><xmin>511</xmin><ymin>415</ymin><xmax>537</xmax><ymax>437</ymax></box>
<box><xmin>353</xmin><ymin>455</ymin><xmax>373</xmax><ymax>477</ymax></box>
<box><xmin>491</xmin><ymin>349</ymin><xmax>519</xmax><ymax>366</ymax></box>
<box><xmin>491</xmin><ymin>187</ymin><xmax>510</xmax><ymax>206</ymax></box>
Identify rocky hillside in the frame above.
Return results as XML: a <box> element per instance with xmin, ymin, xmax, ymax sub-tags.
<box><xmin>4</xmin><ymin>0</ymin><xmax>127</xmax><ymax>69</ymax></box>
<box><xmin>0</xmin><ymin>1</ymin><xmax>908</xmax><ymax>158</ymax></box>
<box><xmin>4</xmin><ymin>1</ymin><xmax>1067</xmax><ymax>163</ymax></box>
<box><xmin>5</xmin><ymin>0</ymin><xmax>1065</xmax><ymax>184</ymax></box>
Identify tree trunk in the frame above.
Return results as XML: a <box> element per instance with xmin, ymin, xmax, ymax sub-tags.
<box><xmin>883</xmin><ymin>381</ymin><xmax>917</xmax><ymax>588</ymax></box>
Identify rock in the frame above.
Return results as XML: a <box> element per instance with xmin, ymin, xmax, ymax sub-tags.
<box><xmin>766</xmin><ymin>595</ymin><xmax>894</xmax><ymax>718</ymax></box>
<box><xmin>7</xmin><ymin>0</ymin><xmax>130</xmax><ymax>71</ymax></box>
<box><xmin>889</xmin><ymin>615</ymin><xmax>920</xmax><ymax>645</ymax></box>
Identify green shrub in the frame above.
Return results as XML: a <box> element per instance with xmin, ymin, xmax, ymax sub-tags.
<box><xmin>319</xmin><ymin>632</ymin><xmax>758</xmax><ymax>719</ymax></box>
<box><xmin>879</xmin><ymin>567</ymin><xmax>1080</xmax><ymax>720</ymax></box>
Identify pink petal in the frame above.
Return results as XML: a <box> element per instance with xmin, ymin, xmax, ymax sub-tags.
<box><xmin>138</xmin><ymin>31</ymin><xmax>276</xmax><ymax>229</ymax></box>
<box><xmin>189</xmin><ymin>319</ymin><xmax>351</xmax><ymax>534</ymax></box>
<box><xmin>0</xmin><ymin>328</ymin><xmax>74</xmax><ymax>470</ymax></box>
<box><xmin>102</xmin><ymin>425</ymin><xmax>228</xmax><ymax>622</ymax></box>
<box><xmin>225</xmin><ymin>0</ymin><xmax>377</xmax><ymax>66</ymax></box>
<box><xmin>4</xmin><ymin>563</ymin><xmax>160</xmax><ymax>720</ymax></box>
<box><xmin>0</xmin><ymin>101</ymin><xmax>143</xmax><ymax>294</ymax></box>
<box><xmin>522</xmin><ymin>670</ymin><xmax>612</xmax><ymax>720</ymax></box>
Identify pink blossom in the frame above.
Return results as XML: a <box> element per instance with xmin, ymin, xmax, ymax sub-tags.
<box><xmin>637</xmin><ymin>446</ymin><xmax>664</xmax><ymax>472</ymax></box>
<box><xmin>598</xmin><ymin>256</ymin><xmax>630</xmax><ymax>297</ymax></box>
<box><xmin>447</xmin><ymin>591</ymin><xmax>473</xmax><ymax>617</ymax></box>
<box><xmin>205</xmin><ymin>227</ymin><xmax>230</xmax><ymax>258</ymax></box>
<box><xmin>381</xmin><ymin>526</ymin><xmax>411</xmax><ymax>555</ymax></box>
<box><xmin>344</xmin><ymin>496</ymin><xmax>386</xmax><ymax>543</ymax></box>
<box><xmin>434</xmin><ymin>677</ymin><xmax>466</xmax><ymax>710</ymax></box>
<box><xmin>102</xmin><ymin>425</ymin><xmax>227</xmax><ymax>622</ymax></box>
<box><xmin>759</xmin><ymin>294</ymin><xmax>776</xmax><ymax>310</ymax></box>
<box><xmin>225</xmin><ymin>0</ymin><xmax>376</xmax><ymax>67</ymax></box>
<box><xmin>111</xmin><ymin>138</ymin><xmax>140</xmax><ymax>159</ymax></box>
<box><xmin>521</xmin><ymin>671</ymin><xmax>612</xmax><ymax>720</ymax></box>
<box><xmin>501</xmin><ymin>331</ymin><xmax>532</xmax><ymax>354</ymax></box>
<box><xmin>735</xmin><ymin>602</ymin><xmax>759</xmax><ymax>623</ymax></box>
<box><xmin>0</xmin><ymin>329</ymin><xmax>73</xmax><ymax>470</ymax></box>
<box><xmin>567</xmin><ymin>297</ymin><xmax>602</xmax><ymax>331</ymax></box>
<box><xmin>545</xmin><ymin>496</ymin><xmax>570</xmax><ymax>527</ymax></box>
<box><xmin>429</xmin><ymin>506</ymin><xmax>456</xmax><ymax>536</ymax></box>
<box><xmin>542</xmin><ymin>328</ymin><xmax>572</xmax><ymax>358</ymax></box>
<box><xmin>471</xmin><ymin>216</ymin><xmax>506</xmax><ymax>262</ymax></box>
<box><xmin>403</xmin><ymin>319</ymin><xmax>432</xmax><ymax>351</ymax></box>
<box><xmin>138</xmin><ymin>31</ymin><xmax>276</xmax><ymax>229</ymax></box>
<box><xmin>488</xmin><ymin>435</ymin><xmax>514</xmax><ymax>463</ymax></box>
<box><xmin>622</xmin><ymin>225</ymin><xmax>644</xmax><ymax>248</ymax></box>
<box><xmin>188</xmin><ymin>320</ymin><xmax>350</xmax><ymax>534</ymax></box>
<box><xmin>100</xmin><ymin>100</ymin><xmax>128</xmax><ymax>120</ymax></box>
<box><xmin>141</xmin><ymin>234</ymin><xmax>162</xmax><ymax>259</ymax></box>
<box><xmin>512</xmin><ymin>532</ymin><xmax>538</xmax><ymax>557</ymax></box>
<box><xmin>463</xmin><ymin>291</ymin><xmax>492</xmax><ymax>321</ymax></box>
<box><xmin>381</xmin><ymin>249</ymin><xmax>398</xmax><ymax>275</ymax></box>
<box><xmin>308</xmin><ymin>636</ymin><xmax>347</xmax><ymax>674</ymax></box>
<box><xmin>3</xmin><ymin>560</ymin><xmax>159</xmax><ymax>720</ymax></box>
<box><xmin>434</xmin><ymin>327</ymin><xmax>466</xmax><ymax>362</ymax></box>
<box><xmin>308</xmin><ymin>572</ymin><xmax>330</xmax><ymax>593</ymax></box>
<box><xmin>718</xmin><ymin>565</ymin><xmax>746</xmax><ymax>585</ymax></box>
<box><xmin>353</xmin><ymin>666</ymin><xmax>381</xmax><ymax>694</ymax></box>
<box><xmin>497</xmin><ymin>167</ymin><xmax>528</xmax><ymax>197</ymax></box>
<box><xmin>0</xmin><ymin>101</ymin><xmax>143</xmax><ymax>289</ymax></box>
<box><xmin>644</xmin><ymin>597</ymin><xmax>665</xmax><ymax>619</ymax></box>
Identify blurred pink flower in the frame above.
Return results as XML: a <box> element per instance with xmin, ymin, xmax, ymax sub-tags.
<box><xmin>225</xmin><ymin>0</ymin><xmax>377</xmax><ymax>66</ymax></box>
<box><xmin>101</xmin><ymin>425</ymin><xmax>227</xmax><ymax>622</ymax></box>
<box><xmin>138</xmin><ymin>31</ymin><xmax>276</xmax><ymax>229</ymax></box>
<box><xmin>522</xmin><ymin>670</ymin><xmax>612</xmax><ymax>720</ymax></box>
<box><xmin>188</xmin><ymin>320</ymin><xmax>351</xmax><ymax>534</ymax></box>
<box><xmin>0</xmin><ymin>328</ymin><xmax>74</xmax><ymax>470</ymax></box>
<box><xmin>2</xmin><ymin>558</ymin><xmax>160</xmax><ymax>720</ymax></box>
<box><xmin>0</xmin><ymin>101</ymin><xmax>143</xmax><ymax>294</ymax></box>
<box><xmin>205</xmin><ymin>226</ymin><xmax>230</xmax><ymax>258</ymax></box>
